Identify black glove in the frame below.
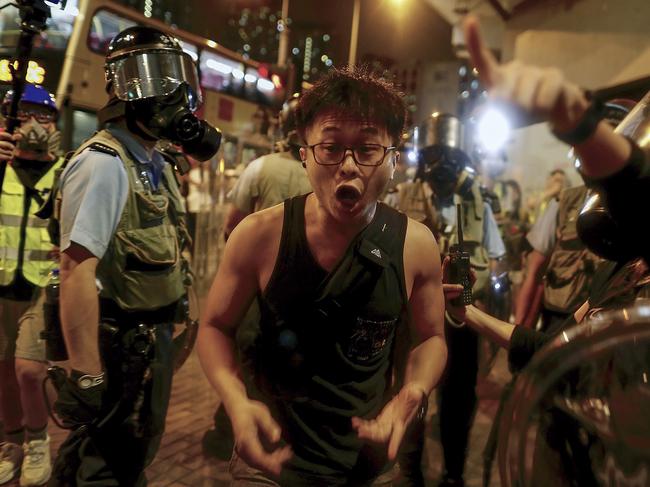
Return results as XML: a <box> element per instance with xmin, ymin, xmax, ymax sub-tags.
<box><xmin>53</xmin><ymin>369</ymin><xmax>106</xmax><ymax>429</ymax></box>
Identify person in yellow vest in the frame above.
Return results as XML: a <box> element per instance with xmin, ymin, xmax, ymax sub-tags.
<box><xmin>0</xmin><ymin>84</ymin><xmax>62</xmax><ymax>486</ymax></box>
<box><xmin>49</xmin><ymin>27</ymin><xmax>220</xmax><ymax>486</ymax></box>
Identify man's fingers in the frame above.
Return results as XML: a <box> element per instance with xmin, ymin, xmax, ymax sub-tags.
<box><xmin>443</xmin><ymin>284</ymin><xmax>463</xmax><ymax>300</ymax></box>
<box><xmin>463</xmin><ymin>15</ymin><xmax>499</xmax><ymax>88</ymax></box>
<box><xmin>237</xmin><ymin>437</ymin><xmax>291</xmax><ymax>477</ymax></box>
<box><xmin>353</xmin><ymin>418</ymin><xmax>391</xmax><ymax>444</ymax></box>
<box><xmin>254</xmin><ymin>404</ymin><xmax>282</xmax><ymax>444</ymax></box>
<box><xmin>387</xmin><ymin>422</ymin><xmax>405</xmax><ymax>462</ymax></box>
<box><xmin>442</xmin><ymin>256</ymin><xmax>450</xmax><ymax>282</ymax></box>
<box><xmin>266</xmin><ymin>446</ymin><xmax>293</xmax><ymax>476</ymax></box>
<box><xmin>534</xmin><ymin>68</ymin><xmax>564</xmax><ymax>115</ymax></box>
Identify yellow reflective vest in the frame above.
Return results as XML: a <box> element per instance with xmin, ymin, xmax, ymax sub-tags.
<box><xmin>0</xmin><ymin>159</ymin><xmax>62</xmax><ymax>288</ymax></box>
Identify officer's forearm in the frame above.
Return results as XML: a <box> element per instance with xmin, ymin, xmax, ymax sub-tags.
<box><xmin>573</xmin><ymin>122</ymin><xmax>632</xmax><ymax>180</ymax></box>
<box><xmin>514</xmin><ymin>271</ymin><xmax>536</xmax><ymax>324</ymax></box>
<box><xmin>464</xmin><ymin>305</ymin><xmax>515</xmax><ymax>349</ymax></box>
<box><xmin>197</xmin><ymin>324</ymin><xmax>249</xmax><ymax>413</ymax></box>
<box><xmin>404</xmin><ymin>334</ymin><xmax>447</xmax><ymax>396</ymax></box>
<box><xmin>514</xmin><ymin>250</ymin><xmax>547</xmax><ymax>326</ymax></box>
<box><xmin>60</xmin><ymin>248</ymin><xmax>102</xmax><ymax>375</ymax></box>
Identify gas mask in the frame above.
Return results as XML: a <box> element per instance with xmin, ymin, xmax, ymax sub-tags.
<box><xmin>577</xmin><ymin>191</ymin><xmax>637</xmax><ymax>263</ymax></box>
<box><xmin>14</xmin><ymin>118</ymin><xmax>60</xmax><ymax>162</ymax></box>
<box><xmin>417</xmin><ymin>112</ymin><xmax>475</xmax><ymax>201</ymax></box>
<box><xmin>419</xmin><ymin>146</ymin><xmax>475</xmax><ymax>201</ymax></box>
<box><xmin>126</xmin><ymin>84</ymin><xmax>221</xmax><ymax>162</ymax></box>
<box><xmin>103</xmin><ymin>26</ymin><xmax>222</xmax><ymax>162</ymax></box>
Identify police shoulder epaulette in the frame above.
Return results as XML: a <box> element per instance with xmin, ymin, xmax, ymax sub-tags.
<box><xmin>87</xmin><ymin>143</ymin><xmax>118</xmax><ymax>157</ymax></box>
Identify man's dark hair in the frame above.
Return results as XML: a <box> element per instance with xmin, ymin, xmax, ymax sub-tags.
<box><xmin>296</xmin><ymin>66</ymin><xmax>406</xmax><ymax>145</ymax></box>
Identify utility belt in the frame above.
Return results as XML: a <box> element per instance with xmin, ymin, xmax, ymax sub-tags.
<box><xmin>99</xmin><ymin>297</ymin><xmax>181</xmax><ymax>326</ymax></box>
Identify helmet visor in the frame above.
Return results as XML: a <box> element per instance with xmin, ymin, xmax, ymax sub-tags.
<box><xmin>614</xmin><ymin>91</ymin><xmax>649</xmax><ymax>148</ymax></box>
<box><xmin>109</xmin><ymin>50</ymin><xmax>201</xmax><ymax>108</ymax></box>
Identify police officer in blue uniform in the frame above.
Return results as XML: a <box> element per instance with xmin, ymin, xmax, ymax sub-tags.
<box><xmin>49</xmin><ymin>26</ymin><xmax>220</xmax><ymax>486</ymax></box>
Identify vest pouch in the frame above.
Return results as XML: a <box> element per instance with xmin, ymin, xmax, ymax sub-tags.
<box><xmin>544</xmin><ymin>248</ymin><xmax>590</xmax><ymax>312</ymax></box>
<box><xmin>134</xmin><ymin>191</ymin><xmax>169</xmax><ymax>228</ymax></box>
<box><xmin>396</xmin><ymin>180</ymin><xmax>437</xmax><ymax>232</ymax></box>
<box><xmin>107</xmin><ymin>225</ymin><xmax>184</xmax><ymax>310</ymax></box>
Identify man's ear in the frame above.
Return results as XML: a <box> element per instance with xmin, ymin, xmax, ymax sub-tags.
<box><xmin>299</xmin><ymin>146</ymin><xmax>306</xmax><ymax>161</ymax></box>
<box><xmin>389</xmin><ymin>151</ymin><xmax>399</xmax><ymax>179</ymax></box>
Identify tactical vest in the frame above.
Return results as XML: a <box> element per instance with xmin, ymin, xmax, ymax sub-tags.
<box><xmin>64</xmin><ymin>130</ymin><xmax>188</xmax><ymax>311</ymax></box>
<box><xmin>544</xmin><ymin>186</ymin><xmax>602</xmax><ymax>313</ymax></box>
<box><xmin>394</xmin><ymin>179</ymin><xmax>438</xmax><ymax>233</ymax></box>
<box><xmin>439</xmin><ymin>183</ymin><xmax>490</xmax><ymax>294</ymax></box>
<box><xmin>0</xmin><ymin>159</ymin><xmax>62</xmax><ymax>287</ymax></box>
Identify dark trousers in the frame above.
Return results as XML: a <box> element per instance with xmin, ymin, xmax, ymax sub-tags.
<box><xmin>437</xmin><ymin>321</ymin><xmax>479</xmax><ymax>480</ymax></box>
<box><xmin>49</xmin><ymin>323</ymin><xmax>174</xmax><ymax>486</ymax></box>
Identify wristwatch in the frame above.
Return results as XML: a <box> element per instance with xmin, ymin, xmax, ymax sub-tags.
<box><xmin>71</xmin><ymin>370</ymin><xmax>105</xmax><ymax>390</ymax></box>
<box><xmin>552</xmin><ymin>97</ymin><xmax>605</xmax><ymax>146</ymax></box>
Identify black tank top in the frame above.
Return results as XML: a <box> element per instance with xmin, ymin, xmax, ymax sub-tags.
<box><xmin>254</xmin><ymin>193</ymin><xmax>409</xmax><ymax>484</ymax></box>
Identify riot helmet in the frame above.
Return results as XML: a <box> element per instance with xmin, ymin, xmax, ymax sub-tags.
<box><xmin>101</xmin><ymin>26</ymin><xmax>221</xmax><ymax>162</ymax></box>
<box><xmin>417</xmin><ymin>112</ymin><xmax>474</xmax><ymax>200</ymax></box>
<box><xmin>105</xmin><ymin>26</ymin><xmax>201</xmax><ymax>109</ymax></box>
<box><xmin>2</xmin><ymin>84</ymin><xmax>60</xmax><ymax>162</ymax></box>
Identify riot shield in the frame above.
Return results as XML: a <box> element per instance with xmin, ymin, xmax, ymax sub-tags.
<box><xmin>498</xmin><ymin>301</ymin><xmax>650</xmax><ymax>486</ymax></box>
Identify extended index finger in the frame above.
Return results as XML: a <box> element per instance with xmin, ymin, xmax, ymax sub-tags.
<box><xmin>463</xmin><ymin>15</ymin><xmax>499</xmax><ymax>88</ymax></box>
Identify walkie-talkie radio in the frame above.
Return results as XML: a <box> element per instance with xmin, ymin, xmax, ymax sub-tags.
<box><xmin>449</xmin><ymin>204</ymin><xmax>473</xmax><ymax>306</ymax></box>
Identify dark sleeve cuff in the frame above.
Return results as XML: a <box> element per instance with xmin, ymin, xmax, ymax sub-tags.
<box><xmin>581</xmin><ymin>136</ymin><xmax>646</xmax><ymax>189</ymax></box>
<box><xmin>508</xmin><ymin>326</ymin><xmax>550</xmax><ymax>373</ymax></box>
<box><xmin>581</xmin><ymin>138</ymin><xmax>650</xmax><ymax>262</ymax></box>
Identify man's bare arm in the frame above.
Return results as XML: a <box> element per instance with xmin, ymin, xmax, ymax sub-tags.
<box><xmin>353</xmin><ymin>219</ymin><xmax>447</xmax><ymax>460</ymax></box>
<box><xmin>223</xmin><ymin>203</ymin><xmax>254</xmax><ymax>241</ymax></box>
<box><xmin>198</xmin><ymin>213</ymin><xmax>262</xmax><ymax>408</ymax></box>
<box><xmin>514</xmin><ymin>250</ymin><xmax>548</xmax><ymax>326</ymax></box>
<box><xmin>197</xmin><ymin>211</ymin><xmax>291</xmax><ymax>475</ymax></box>
<box><xmin>60</xmin><ymin>243</ymin><xmax>102</xmax><ymax>374</ymax></box>
<box><xmin>403</xmin><ymin>220</ymin><xmax>447</xmax><ymax>395</ymax></box>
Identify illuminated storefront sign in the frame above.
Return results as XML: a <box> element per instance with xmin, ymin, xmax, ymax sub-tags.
<box><xmin>0</xmin><ymin>59</ymin><xmax>46</xmax><ymax>84</ymax></box>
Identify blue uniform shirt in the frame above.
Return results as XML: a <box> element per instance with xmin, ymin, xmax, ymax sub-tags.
<box><xmin>441</xmin><ymin>202</ymin><xmax>506</xmax><ymax>259</ymax></box>
<box><xmin>60</xmin><ymin>125</ymin><xmax>166</xmax><ymax>259</ymax></box>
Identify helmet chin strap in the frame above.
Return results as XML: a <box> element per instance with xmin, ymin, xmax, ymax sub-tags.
<box><xmin>97</xmin><ymin>97</ymin><xmax>127</xmax><ymax>126</ymax></box>
<box><xmin>98</xmin><ymin>98</ymin><xmax>159</xmax><ymax>143</ymax></box>
<box><xmin>124</xmin><ymin>104</ymin><xmax>159</xmax><ymax>142</ymax></box>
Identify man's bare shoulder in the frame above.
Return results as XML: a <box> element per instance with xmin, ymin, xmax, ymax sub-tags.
<box><xmin>404</xmin><ymin>217</ymin><xmax>438</xmax><ymax>250</ymax></box>
<box><xmin>227</xmin><ymin>203</ymin><xmax>284</xmax><ymax>256</ymax></box>
<box><xmin>403</xmin><ymin>217</ymin><xmax>440</xmax><ymax>279</ymax></box>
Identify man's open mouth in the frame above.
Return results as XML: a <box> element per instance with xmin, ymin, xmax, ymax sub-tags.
<box><xmin>335</xmin><ymin>185</ymin><xmax>362</xmax><ymax>205</ymax></box>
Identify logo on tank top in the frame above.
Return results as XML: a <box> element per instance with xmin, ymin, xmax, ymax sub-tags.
<box><xmin>345</xmin><ymin>316</ymin><xmax>396</xmax><ymax>362</ymax></box>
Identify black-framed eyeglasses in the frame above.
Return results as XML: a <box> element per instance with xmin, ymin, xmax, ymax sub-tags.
<box><xmin>305</xmin><ymin>142</ymin><xmax>396</xmax><ymax>167</ymax></box>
